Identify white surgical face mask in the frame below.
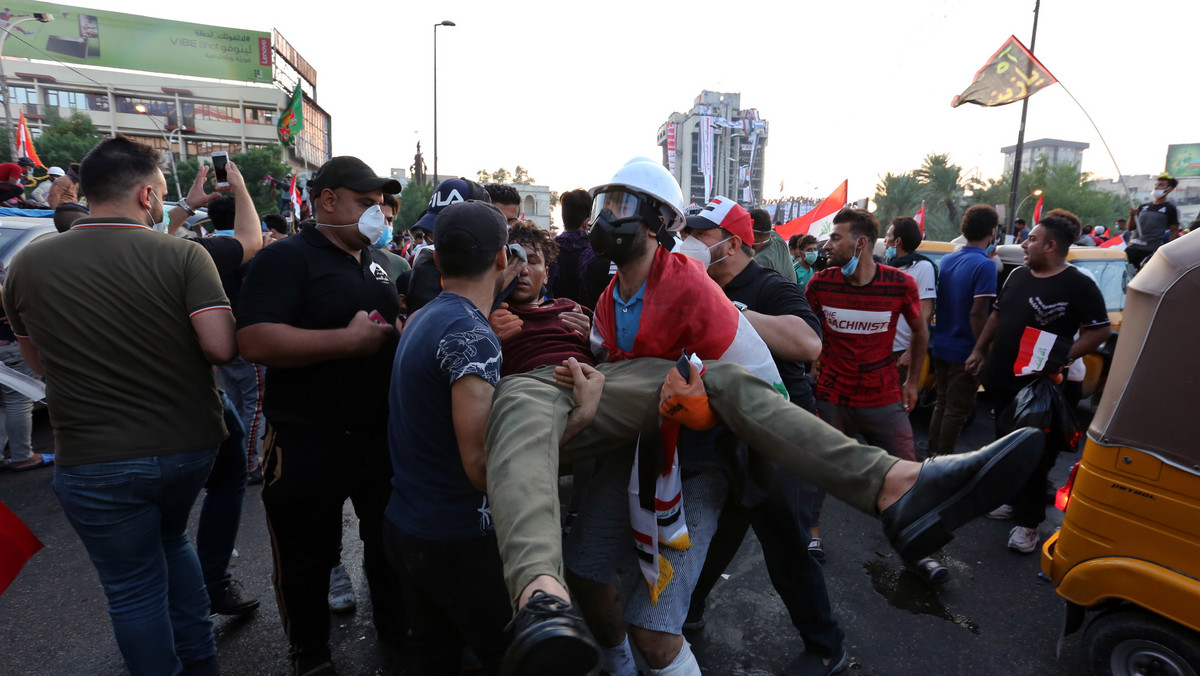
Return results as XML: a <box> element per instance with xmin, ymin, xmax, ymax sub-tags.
<box><xmin>678</xmin><ymin>234</ymin><xmax>731</xmax><ymax>268</ymax></box>
<box><xmin>320</xmin><ymin>204</ymin><xmax>388</xmax><ymax>244</ymax></box>
<box><xmin>147</xmin><ymin>190</ymin><xmax>168</xmax><ymax>232</ymax></box>
<box><xmin>1151</xmin><ymin>188</ymin><xmax>1167</xmax><ymax>200</ymax></box>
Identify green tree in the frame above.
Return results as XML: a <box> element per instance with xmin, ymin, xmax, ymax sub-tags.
<box><xmin>872</xmin><ymin>172</ymin><xmax>926</xmax><ymax>232</ymax></box>
<box><xmin>476</xmin><ymin>169</ymin><xmax>491</xmax><ymax>184</ymax></box>
<box><xmin>914</xmin><ymin>153</ymin><xmax>975</xmax><ymax>240</ymax></box>
<box><xmin>228</xmin><ymin>146</ymin><xmax>290</xmax><ymax>214</ymax></box>
<box><xmin>396</xmin><ymin>179</ymin><xmax>433</xmax><ymax>232</ymax></box>
<box><xmin>35</xmin><ymin>110</ymin><xmax>104</xmax><ymax>170</ymax></box>
<box><xmin>969</xmin><ymin>158</ymin><xmax>1125</xmax><ymax>230</ymax></box>
<box><xmin>491</xmin><ymin>167</ymin><xmax>512</xmax><ymax>185</ymax></box>
<box><xmin>0</xmin><ymin>124</ymin><xmax>10</xmax><ymax>161</ymax></box>
<box><xmin>513</xmin><ymin>165</ymin><xmax>534</xmax><ymax>184</ymax></box>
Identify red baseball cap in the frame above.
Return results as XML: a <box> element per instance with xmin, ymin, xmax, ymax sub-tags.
<box><xmin>690</xmin><ymin>196</ymin><xmax>754</xmax><ymax>245</ymax></box>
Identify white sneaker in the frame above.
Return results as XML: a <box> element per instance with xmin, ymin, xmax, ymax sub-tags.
<box><xmin>328</xmin><ymin>564</ymin><xmax>356</xmax><ymax>613</ymax></box>
<box><xmin>987</xmin><ymin>504</ymin><xmax>1014</xmax><ymax>520</ymax></box>
<box><xmin>1007</xmin><ymin>526</ymin><xmax>1039</xmax><ymax>554</ymax></box>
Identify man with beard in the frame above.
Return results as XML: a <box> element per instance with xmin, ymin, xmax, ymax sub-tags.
<box><xmin>236</xmin><ymin>156</ymin><xmax>406</xmax><ymax>676</ymax></box>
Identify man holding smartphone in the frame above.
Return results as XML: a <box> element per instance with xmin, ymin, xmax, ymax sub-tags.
<box><xmin>236</xmin><ymin>156</ymin><xmax>407</xmax><ymax>676</ymax></box>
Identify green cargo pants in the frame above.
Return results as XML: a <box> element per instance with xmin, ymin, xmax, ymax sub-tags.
<box><xmin>484</xmin><ymin>358</ymin><xmax>898</xmax><ymax>606</ymax></box>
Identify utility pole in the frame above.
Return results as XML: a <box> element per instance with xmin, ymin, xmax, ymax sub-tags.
<box><xmin>1005</xmin><ymin>0</ymin><xmax>1041</xmax><ymax>238</ymax></box>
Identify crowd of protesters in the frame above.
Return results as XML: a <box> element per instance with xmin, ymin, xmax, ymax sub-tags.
<box><xmin>6</xmin><ymin>135</ymin><xmax>1131</xmax><ymax>676</ymax></box>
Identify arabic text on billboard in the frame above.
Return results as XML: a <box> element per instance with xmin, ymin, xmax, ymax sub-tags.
<box><xmin>1165</xmin><ymin>144</ymin><xmax>1200</xmax><ymax>179</ymax></box>
<box><xmin>0</xmin><ymin>2</ymin><xmax>271</xmax><ymax>83</ymax></box>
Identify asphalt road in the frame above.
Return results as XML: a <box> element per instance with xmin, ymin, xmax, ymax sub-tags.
<box><xmin>1</xmin><ymin>396</ymin><xmax>1092</xmax><ymax>676</ymax></box>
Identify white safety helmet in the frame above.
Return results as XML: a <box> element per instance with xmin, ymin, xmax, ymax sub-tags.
<box><xmin>588</xmin><ymin>157</ymin><xmax>687</xmax><ymax>231</ymax></box>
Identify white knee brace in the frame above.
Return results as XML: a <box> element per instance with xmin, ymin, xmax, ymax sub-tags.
<box><xmin>648</xmin><ymin>640</ymin><xmax>700</xmax><ymax>676</ymax></box>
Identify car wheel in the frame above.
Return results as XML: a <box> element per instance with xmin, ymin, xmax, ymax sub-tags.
<box><xmin>1084</xmin><ymin>608</ymin><xmax>1200</xmax><ymax>676</ymax></box>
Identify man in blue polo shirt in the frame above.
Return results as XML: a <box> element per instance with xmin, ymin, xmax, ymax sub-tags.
<box><xmin>928</xmin><ymin>205</ymin><xmax>998</xmax><ymax>456</ymax></box>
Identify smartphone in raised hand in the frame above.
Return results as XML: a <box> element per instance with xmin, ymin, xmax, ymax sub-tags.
<box><xmin>211</xmin><ymin>152</ymin><xmax>229</xmax><ymax>188</ymax></box>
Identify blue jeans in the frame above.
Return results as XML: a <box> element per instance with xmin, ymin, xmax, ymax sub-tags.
<box><xmin>197</xmin><ymin>394</ymin><xmax>247</xmax><ymax>596</ymax></box>
<box><xmin>54</xmin><ymin>446</ymin><xmax>220</xmax><ymax>676</ymax></box>
<box><xmin>0</xmin><ymin>342</ymin><xmax>38</xmax><ymax>463</ymax></box>
<box><xmin>218</xmin><ymin>357</ymin><xmax>265</xmax><ymax>469</ymax></box>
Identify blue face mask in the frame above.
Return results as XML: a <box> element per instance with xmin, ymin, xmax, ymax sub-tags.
<box><xmin>840</xmin><ymin>243</ymin><xmax>861</xmax><ymax>277</ymax></box>
<box><xmin>804</xmin><ymin>250</ymin><xmax>818</xmax><ymax>265</ymax></box>
<box><xmin>885</xmin><ymin>245</ymin><xmax>897</xmax><ymax>261</ymax></box>
<box><xmin>371</xmin><ymin>223</ymin><xmax>394</xmax><ymax>250</ymax></box>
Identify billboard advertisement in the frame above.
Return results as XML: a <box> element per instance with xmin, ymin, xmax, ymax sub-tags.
<box><xmin>0</xmin><ymin>3</ymin><xmax>271</xmax><ymax>83</ymax></box>
<box><xmin>1165</xmin><ymin>144</ymin><xmax>1200</xmax><ymax>178</ymax></box>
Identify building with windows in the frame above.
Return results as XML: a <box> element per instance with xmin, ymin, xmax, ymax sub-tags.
<box><xmin>1002</xmin><ymin>138</ymin><xmax>1089</xmax><ymax>175</ymax></box>
<box><xmin>3</xmin><ymin>24</ymin><xmax>328</xmax><ymax>177</ymax></box>
<box><xmin>657</xmin><ymin>91</ymin><xmax>768</xmax><ymax>207</ymax></box>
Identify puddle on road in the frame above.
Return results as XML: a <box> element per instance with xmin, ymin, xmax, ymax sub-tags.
<box><xmin>862</xmin><ymin>559</ymin><xmax>980</xmax><ymax>635</ymax></box>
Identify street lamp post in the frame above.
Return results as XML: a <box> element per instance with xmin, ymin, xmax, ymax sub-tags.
<box><xmin>432</xmin><ymin>20</ymin><xmax>455</xmax><ymax>185</ymax></box>
<box><xmin>1015</xmin><ymin>188</ymin><xmax>1043</xmax><ymax>234</ymax></box>
<box><xmin>134</xmin><ymin>104</ymin><xmax>183</xmax><ymax>199</ymax></box>
<box><xmin>0</xmin><ymin>12</ymin><xmax>53</xmax><ymax>161</ymax></box>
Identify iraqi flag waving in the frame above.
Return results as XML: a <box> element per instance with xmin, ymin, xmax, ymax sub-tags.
<box><xmin>777</xmin><ymin>180</ymin><xmax>847</xmax><ymax>241</ymax></box>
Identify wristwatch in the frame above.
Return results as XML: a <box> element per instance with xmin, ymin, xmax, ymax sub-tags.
<box><xmin>177</xmin><ymin>197</ymin><xmax>196</xmax><ymax>216</ymax></box>
<box><xmin>732</xmin><ymin>301</ymin><xmax>749</xmax><ymax>312</ymax></box>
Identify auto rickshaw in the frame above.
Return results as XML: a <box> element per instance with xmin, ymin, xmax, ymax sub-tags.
<box><xmin>1040</xmin><ymin>231</ymin><xmax>1200</xmax><ymax>675</ymax></box>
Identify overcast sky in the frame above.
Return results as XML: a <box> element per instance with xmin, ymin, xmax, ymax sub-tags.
<box><xmin>87</xmin><ymin>0</ymin><xmax>1198</xmax><ymax>205</ymax></box>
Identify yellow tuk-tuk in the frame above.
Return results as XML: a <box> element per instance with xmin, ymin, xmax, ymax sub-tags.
<box><xmin>1041</xmin><ymin>231</ymin><xmax>1200</xmax><ymax>675</ymax></box>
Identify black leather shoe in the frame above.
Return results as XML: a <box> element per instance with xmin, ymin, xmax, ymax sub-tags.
<box><xmin>500</xmin><ymin>590</ymin><xmax>600</xmax><ymax>676</ymax></box>
<box><xmin>881</xmin><ymin>427</ymin><xmax>1044</xmax><ymax>561</ymax></box>
<box><xmin>209</xmin><ymin>579</ymin><xmax>260</xmax><ymax>616</ymax></box>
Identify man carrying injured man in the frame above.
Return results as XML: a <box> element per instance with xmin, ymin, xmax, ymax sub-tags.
<box><xmin>489</xmin><ymin>158</ymin><xmax>1044</xmax><ymax>676</ymax></box>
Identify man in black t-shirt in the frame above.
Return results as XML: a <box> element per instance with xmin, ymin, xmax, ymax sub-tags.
<box><xmin>966</xmin><ymin>211</ymin><xmax>1110</xmax><ymax>555</ymax></box>
<box><xmin>676</xmin><ymin>203</ymin><xmax>849</xmax><ymax>674</ymax></box>
<box><xmin>1127</xmin><ymin>173</ymin><xmax>1181</xmax><ymax>268</ymax></box>
<box><xmin>236</xmin><ymin>156</ymin><xmax>407</xmax><ymax>676</ymax></box>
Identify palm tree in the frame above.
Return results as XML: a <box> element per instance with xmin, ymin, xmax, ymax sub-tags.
<box><xmin>873</xmin><ymin>172</ymin><xmax>926</xmax><ymax>227</ymax></box>
<box><xmin>914</xmin><ymin>153</ymin><xmax>970</xmax><ymax>234</ymax></box>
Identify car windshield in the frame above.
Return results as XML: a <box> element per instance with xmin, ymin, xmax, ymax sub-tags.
<box><xmin>0</xmin><ymin>226</ymin><xmax>31</xmax><ymax>262</ymax></box>
<box><xmin>1071</xmin><ymin>259</ymin><xmax>1130</xmax><ymax>312</ymax></box>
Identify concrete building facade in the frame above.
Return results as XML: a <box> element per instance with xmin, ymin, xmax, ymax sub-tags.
<box><xmin>1002</xmin><ymin>138</ymin><xmax>1089</xmax><ymax>175</ymax></box>
<box><xmin>657</xmin><ymin>90</ymin><xmax>768</xmax><ymax>207</ymax></box>
<box><xmin>4</xmin><ymin>28</ymin><xmax>328</xmax><ymax>177</ymax></box>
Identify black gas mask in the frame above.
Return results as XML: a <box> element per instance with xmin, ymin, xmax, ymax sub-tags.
<box><xmin>589</xmin><ymin>188</ymin><xmax>663</xmax><ymax>263</ymax></box>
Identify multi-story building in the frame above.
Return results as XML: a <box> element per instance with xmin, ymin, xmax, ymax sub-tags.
<box><xmin>657</xmin><ymin>91</ymin><xmax>768</xmax><ymax>207</ymax></box>
<box><xmin>1002</xmin><ymin>138</ymin><xmax>1089</xmax><ymax>175</ymax></box>
<box><xmin>2</xmin><ymin>9</ymin><xmax>329</xmax><ymax>178</ymax></box>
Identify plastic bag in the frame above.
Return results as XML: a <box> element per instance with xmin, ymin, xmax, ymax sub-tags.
<box><xmin>998</xmin><ymin>377</ymin><xmax>1083</xmax><ymax>453</ymax></box>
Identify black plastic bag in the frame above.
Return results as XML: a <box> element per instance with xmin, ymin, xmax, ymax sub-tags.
<box><xmin>999</xmin><ymin>377</ymin><xmax>1083</xmax><ymax>452</ymax></box>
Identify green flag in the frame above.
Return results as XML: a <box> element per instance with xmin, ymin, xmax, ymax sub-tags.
<box><xmin>277</xmin><ymin>83</ymin><xmax>303</xmax><ymax>146</ymax></box>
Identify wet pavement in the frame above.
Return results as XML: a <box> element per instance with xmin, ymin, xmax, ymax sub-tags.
<box><xmin>1</xmin><ymin>396</ymin><xmax>1093</xmax><ymax>675</ymax></box>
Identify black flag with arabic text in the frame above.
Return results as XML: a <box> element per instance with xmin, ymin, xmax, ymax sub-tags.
<box><xmin>951</xmin><ymin>35</ymin><xmax>1057</xmax><ymax>108</ymax></box>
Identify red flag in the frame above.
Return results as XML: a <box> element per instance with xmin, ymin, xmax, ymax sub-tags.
<box><xmin>14</xmin><ymin>112</ymin><xmax>42</xmax><ymax>167</ymax></box>
<box><xmin>1032</xmin><ymin>194</ymin><xmax>1044</xmax><ymax>224</ymax></box>
<box><xmin>288</xmin><ymin>174</ymin><xmax>301</xmax><ymax>220</ymax></box>
<box><xmin>0</xmin><ymin>500</ymin><xmax>43</xmax><ymax>595</ymax></box>
<box><xmin>777</xmin><ymin>180</ymin><xmax>847</xmax><ymax>240</ymax></box>
<box><xmin>951</xmin><ymin>35</ymin><xmax>1058</xmax><ymax>108</ymax></box>
<box><xmin>1099</xmin><ymin>235</ymin><xmax>1126</xmax><ymax>250</ymax></box>
<box><xmin>914</xmin><ymin>200</ymin><xmax>926</xmax><ymax>236</ymax></box>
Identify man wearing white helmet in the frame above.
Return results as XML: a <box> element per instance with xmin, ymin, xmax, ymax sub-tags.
<box><xmin>488</xmin><ymin>159</ymin><xmax>1046</xmax><ymax>676</ymax></box>
<box><xmin>29</xmin><ymin>166</ymin><xmax>64</xmax><ymax>206</ymax></box>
